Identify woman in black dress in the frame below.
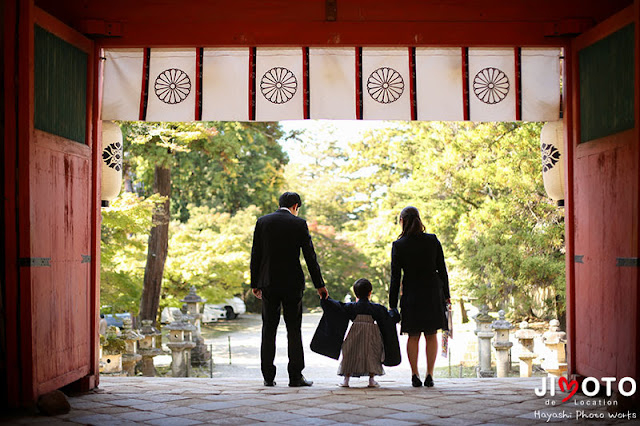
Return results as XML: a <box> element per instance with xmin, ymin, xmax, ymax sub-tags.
<box><xmin>389</xmin><ymin>206</ymin><xmax>450</xmax><ymax>387</ymax></box>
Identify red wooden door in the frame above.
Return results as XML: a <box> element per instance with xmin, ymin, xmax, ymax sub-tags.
<box><xmin>11</xmin><ymin>5</ymin><xmax>99</xmax><ymax>404</ymax></box>
<box><xmin>569</xmin><ymin>5</ymin><xmax>639</xmax><ymax>381</ymax></box>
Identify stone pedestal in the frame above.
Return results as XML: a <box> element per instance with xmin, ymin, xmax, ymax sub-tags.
<box><xmin>181</xmin><ymin>286</ymin><xmax>211</xmax><ymax>367</ymax></box>
<box><xmin>100</xmin><ymin>326</ymin><xmax>124</xmax><ymax>374</ymax></box>
<box><xmin>165</xmin><ymin>313</ymin><xmax>196</xmax><ymax>377</ymax></box>
<box><xmin>474</xmin><ymin>305</ymin><xmax>495</xmax><ymax>378</ymax></box>
<box><xmin>102</xmin><ymin>353</ymin><xmax>123</xmax><ymax>374</ymax></box>
<box><xmin>138</xmin><ymin>320</ymin><xmax>163</xmax><ymax>377</ymax></box>
<box><xmin>542</xmin><ymin>319</ymin><xmax>567</xmax><ymax>377</ymax></box>
<box><xmin>121</xmin><ymin>317</ymin><xmax>142</xmax><ymax>376</ymax></box>
<box><xmin>491</xmin><ymin>310</ymin><xmax>513</xmax><ymax>378</ymax></box>
<box><xmin>515</xmin><ymin>321</ymin><xmax>537</xmax><ymax>377</ymax></box>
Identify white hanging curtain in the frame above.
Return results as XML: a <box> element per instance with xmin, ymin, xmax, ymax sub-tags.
<box><xmin>416</xmin><ymin>47</ymin><xmax>464</xmax><ymax>121</ymax></box>
<box><xmin>202</xmin><ymin>48</ymin><xmax>250</xmax><ymax>121</ymax></box>
<box><xmin>146</xmin><ymin>49</ymin><xmax>197</xmax><ymax>122</ymax></box>
<box><xmin>521</xmin><ymin>48</ymin><xmax>562</xmax><ymax>121</ymax></box>
<box><xmin>255</xmin><ymin>48</ymin><xmax>304</xmax><ymax>121</ymax></box>
<box><xmin>309</xmin><ymin>47</ymin><xmax>356</xmax><ymax>120</ymax></box>
<box><xmin>468</xmin><ymin>48</ymin><xmax>516</xmax><ymax>122</ymax></box>
<box><xmin>101</xmin><ymin>46</ymin><xmax>560</xmax><ymax>122</ymax></box>
<box><xmin>102</xmin><ymin>49</ymin><xmax>144</xmax><ymax>121</ymax></box>
<box><xmin>362</xmin><ymin>48</ymin><xmax>411</xmax><ymax>120</ymax></box>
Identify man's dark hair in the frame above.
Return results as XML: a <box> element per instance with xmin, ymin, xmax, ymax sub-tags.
<box><xmin>279</xmin><ymin>192</ymin><xmax>302</xmax><ymax>208</ymax></box>
<box><xmin>353</xmin><ymin>278</ymin><xmax>372</xmax><ymax>300</ymax></box>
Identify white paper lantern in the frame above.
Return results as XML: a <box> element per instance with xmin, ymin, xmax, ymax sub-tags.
<box><xmin>540</xmin><ymin>120</ymin><xmax>565</xmax><ymax>205</ymax></box>
<box><xmin>101</xmin><ymin>121</ymin><xmax>123</xmax><ymax>207</ymax></box>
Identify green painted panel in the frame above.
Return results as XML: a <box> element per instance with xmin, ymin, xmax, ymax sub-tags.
<box><xmin>579</xmin><ymin>24</ymin><xmax>635</xmax><ymax>143</ymax></box>
<box><xmin>34</xmin><ymin>25</ymin><xmax>87</xmax><ymax>144</ymax></box>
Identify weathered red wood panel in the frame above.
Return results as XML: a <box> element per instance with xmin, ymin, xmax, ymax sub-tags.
<box><xmin>574</xmin><ymin>133</ymin><xmax>638</xmax><ymax>379</ymax></box>
<box><xmin>30</xmin><ymin>131</ymin><xmax>92</xmax><ymax>394</ymax></box>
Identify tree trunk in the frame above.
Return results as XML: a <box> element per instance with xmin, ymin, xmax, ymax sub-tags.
<box><xmin>459</xmin><ymin>298</ymin><xmax>469</xmax><ymax>323</ymax></box>
<box><xmin>139</xmin><ymin>165</ymin><xmax>171</xmax><ymax>325</ymax></box>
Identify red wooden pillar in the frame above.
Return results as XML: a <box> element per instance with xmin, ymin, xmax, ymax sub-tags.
<box><xmin>2</xmin><ymin>0</ymin><xmax>23</xmax><ymax>407</ymax></box>
<box><xmin>563</xmin><ymin>40</ymin><xmax>577</xmax><ymax>379</ymax></box>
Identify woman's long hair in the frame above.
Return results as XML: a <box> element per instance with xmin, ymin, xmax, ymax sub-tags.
<box><xmin>398</xmin><ymin>206</ymin><xmax>426</xmax><ymax>239</ymax></box>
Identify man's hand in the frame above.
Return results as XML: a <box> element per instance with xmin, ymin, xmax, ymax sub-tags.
<box><xmin>252</xmin><ymin>288</ymin><xmax>262</xmax><ymax>299</ymax></box>
<box><xmin>317</xmin><ymin>287</ymin><xmax>328</xmax><ymax>299</ymax></box>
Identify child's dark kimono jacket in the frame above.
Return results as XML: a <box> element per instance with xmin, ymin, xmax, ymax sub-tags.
<box><xmin>310</xmin><ymin>297</ymin><xmax>402</xmax><ymax>367</ymax></box>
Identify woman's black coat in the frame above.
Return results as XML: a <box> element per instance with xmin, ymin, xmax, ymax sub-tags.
<box><xmin>310</xmin><ymin>297</ymin><xmax>402</xmax><ymax>367</ymax></box>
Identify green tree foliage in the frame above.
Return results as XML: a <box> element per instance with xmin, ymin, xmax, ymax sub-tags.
<box><xmin>123</xmin><ymin>121</ymin><xmax>288</xmax><ymax>221</ymax></box>
<box><xmin>100</xmin><ymin>192</ymin><xmax>164</xmax><ymax>314</ymax></box>
<box><xmin>162</xmin><ymin>205</ymin><xmax>260</xmax><ymax>310</ymax></box>
<box><xmin>300</xmin><ymin>222</ymin><xmax>370</xmax><ymax>308</ymax></box>
<box><xmin>339</xmin><ymin>121</ymin><xmax>565</xmax><ymax>319</ymax></box>
<box><xmin>101</xmin><ymin>121</ymin><xmax>288</xmax><ymax>318</ymax></box>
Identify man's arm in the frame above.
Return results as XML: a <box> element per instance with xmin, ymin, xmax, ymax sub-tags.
<box><xmin>300</xmin><ymin>221</ymin><xmax>326</xmax><ymax>296</ymax></box>
<box><xmin>250</xmin><ymin>219</ymin><xmax>263</xmax><ymax>291</ymax></box>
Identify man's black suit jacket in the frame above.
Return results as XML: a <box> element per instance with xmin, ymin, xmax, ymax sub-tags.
<box><xmin>250</xmin><ymin>209</ymin><xmax>324</xmax><ymax>291</ymax></box>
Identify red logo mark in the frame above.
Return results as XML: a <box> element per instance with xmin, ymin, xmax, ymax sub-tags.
<box><xmin>559</xmin><ymin>377</ymin><xmax>579</xmax><ymax>402</ymax></box>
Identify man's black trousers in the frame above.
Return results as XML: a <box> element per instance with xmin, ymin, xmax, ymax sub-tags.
<box><xmin>260</xmin><ymin>287</ymin><xmax>304</xmax><ymax>383</ymax></box>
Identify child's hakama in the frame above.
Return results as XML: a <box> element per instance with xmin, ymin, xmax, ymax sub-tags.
<box><xmin>338</xmin><ymin>314</ymin><xmax>385</xmax><ymax>377</ymax></box>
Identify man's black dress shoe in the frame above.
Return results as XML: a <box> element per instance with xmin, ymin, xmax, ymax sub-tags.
<box><xmin>411</xmin><ymin>374</ymin><xmax>423</xmax><ymax>387</ymax></box>
<box><xmin>264</xmin><ymin>379</ymin><xmax>276</xmax><ymax>387</ymax></box>
<box><xmin>289</xmin><ymin>376</ymin><xmax>313</xmax><ymax>387</ymax></box>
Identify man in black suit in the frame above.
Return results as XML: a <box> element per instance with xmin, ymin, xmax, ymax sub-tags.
<box><xmin>250</xmin><ymin>192</ymin><xmax>328</xmax><ymax>387</ymax></box>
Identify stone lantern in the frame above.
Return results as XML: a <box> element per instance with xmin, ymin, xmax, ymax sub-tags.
<box><xmin>121</xmin><ymin>317</ymin><xmax>143</xmax><ymax>376</ymax></box>
<box><xmin>138</xmin><ymin>320</ymin><xmax>164</xmax><ymax>377</ymax></box>
<box><xmin>100</xmin><ymin>326</ymin><xmax>125</xmax><ymax>374</ymax></box>
<box><xmin>181</xmin><ymin>287</ymin><xmax>211</xmax><ymax>367</ymax></box>
<box><xmin>165</xmin><ymin>313</ymin><xmax>196</xmax><ymax>377</ymax></box>
<box><xmin>474</xmin><ymin>305</ymin><xmax>495</xmax><ymax>378</ymax></box>
<box><xmin>491</xmin><ymin>310</ymin><xmax>514</xmax><ymax>378</ymax></box>
<box><xmin>181</xmin><ymin>286</ymin><xmax>204</xmax><ymax>334</ymax></box>
<box><xmin>542</xmin><ymin>319</ymin><xmax>567</xmax><ymax>377</ymax></box>
<box><xmin>515</xmin><ymin>321</ymin><xmax>538</xmax><ymax>377</ymax></box>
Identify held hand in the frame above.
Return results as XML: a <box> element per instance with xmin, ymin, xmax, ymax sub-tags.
<box><xmin>252</xmin><ymin>288</ymin><xmax>262</xmax><ymax>299</ymax></box>
<box><xmin>317</xmin><ymin>287</ymin><xmax>328</xmax><ymax>300</ymax></box>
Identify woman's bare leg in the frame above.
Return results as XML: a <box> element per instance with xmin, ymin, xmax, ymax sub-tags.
<box><xmin>425</xmin><ymin>333</ymin><xmax>438</xmax><ymax>376</ymax></box>
<box><xmin>407</xmin><ymin>335</ymin><xmax>421</xmax><ymax>376</ymax></box>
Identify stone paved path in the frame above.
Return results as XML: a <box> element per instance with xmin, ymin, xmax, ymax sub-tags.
<box><xmin>3</xmin><ymin>377</ymin><xmax>637</xmax><ymax>425</ymax></box>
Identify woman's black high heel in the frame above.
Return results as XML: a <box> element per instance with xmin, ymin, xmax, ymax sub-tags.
<box><xmin>424</xmin><ymin>374</ymin><xmax>434</xmax><ymax>387</ymax></box>
<box><xmin>411</xmin><ymin>374</ymin><xmax>422</xmax><ymax>387</ymax></box>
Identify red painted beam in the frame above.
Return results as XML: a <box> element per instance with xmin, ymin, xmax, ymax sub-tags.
<box><xmin>34</xmin><ymin>0</ymin><xmax>632</xmax><ymax>28</ymax></box>
<box><xmin>90</xmin><ymin>21</ymin><xmax>576</xmax><ymax>48</ymax></box>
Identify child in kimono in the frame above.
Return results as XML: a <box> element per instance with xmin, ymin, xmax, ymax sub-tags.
<box><xmin>311</xmin><ymin>278</ymin><xmax>401</xmax><ymax>388</ymax></box>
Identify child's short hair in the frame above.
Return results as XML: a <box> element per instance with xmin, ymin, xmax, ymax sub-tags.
<box><xmin>353</xmin><ymin>278</ymin><xmax>372</xmax><ymax>299</ymax></box>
